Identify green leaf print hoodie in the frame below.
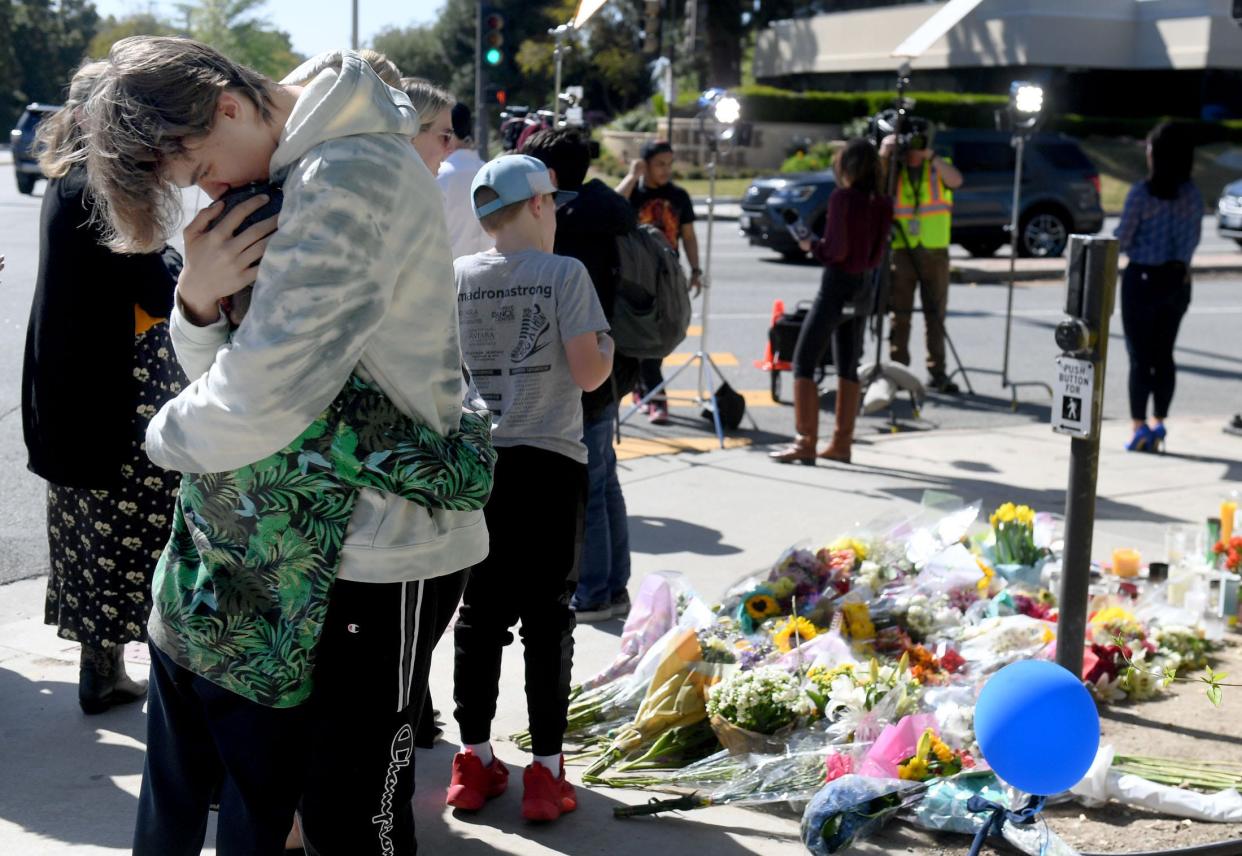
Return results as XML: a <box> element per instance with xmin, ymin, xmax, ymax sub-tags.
<box><xmin>150</xmin><ymin>51</ymin><xmax>489</xmax><ymax>585</ymax></box>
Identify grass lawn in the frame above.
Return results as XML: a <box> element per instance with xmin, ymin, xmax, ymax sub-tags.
<box><xmin>1080</xmin><ymin>137</ymin><xmax>1240</xmax><ymax>214</ymax></box>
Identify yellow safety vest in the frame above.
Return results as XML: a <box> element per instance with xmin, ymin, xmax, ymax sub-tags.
<box><xmin>894</xmin><ymin>160</ymin><xmax>953</xmax><ymax>250</ymax></box>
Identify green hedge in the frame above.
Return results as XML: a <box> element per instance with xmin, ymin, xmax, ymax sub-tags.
<box><xmin>669</xmin><ymin>85</ymin><xmax>1242</xmax><ymax>143</ymax></box>
<box><xmin>725</xmin><ymin>85</ymin><xmax>1007</xmax><ymax>128</ymax></box>
<box><xmin>1049</xmin><ymin>115</ymin><xmax>1242</xmax><ymax>143</ymax></box>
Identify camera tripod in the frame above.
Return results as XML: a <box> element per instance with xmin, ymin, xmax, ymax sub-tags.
<box><xmin>858</xmin><ymin>70</ymin><xmax>974</xmax><ymax>428</ymax></box>
<box><xmin>617</xmin><ymin>106</ymin><xmax>757</xmax><ymax>447</ymax></box>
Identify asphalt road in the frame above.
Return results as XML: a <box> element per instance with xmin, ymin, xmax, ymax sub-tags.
<box><xmin>2</xmin><ymin>172</ymin><xmax>1240</xmax><ymax>585</ymax></box>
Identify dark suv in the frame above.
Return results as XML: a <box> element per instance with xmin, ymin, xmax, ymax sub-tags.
<box><xmin>9</xmin><ymin>103</ymin><xmax>59</xmax><ymax>194</ymax></box>
<box><xmin>740</xmin><ymin>130</ymin><xmax>1104</xmax><ymax>259</ymax></box>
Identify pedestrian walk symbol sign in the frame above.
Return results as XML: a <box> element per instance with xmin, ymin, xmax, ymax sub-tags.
<box><xmin>1052</xmin><ymin>357</ymin><xmax>1094</xmax><ymax>438</ymax></box>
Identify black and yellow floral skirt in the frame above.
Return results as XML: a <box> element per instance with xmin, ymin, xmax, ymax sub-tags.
<box><xmin>43</xmin><ymin>315</ymin><xmax>184</xmax><ymax>649</ymax></box>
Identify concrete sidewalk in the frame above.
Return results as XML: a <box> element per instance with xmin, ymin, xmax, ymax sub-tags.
<box><xmin>952</xmin><ymin>251</ymin><xmax>1242</xmax><ymax>283</ymax></box>
<box><xmin>2</xmin><ymin>416</ymin><xmax>1239</xmax><ymax>854</ymax></box>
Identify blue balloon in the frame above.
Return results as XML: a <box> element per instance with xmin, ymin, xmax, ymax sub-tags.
<box><xmin>974</xmin><ymin>660</ymin><xmax>1100</xmax><ymax>795</ymax></box>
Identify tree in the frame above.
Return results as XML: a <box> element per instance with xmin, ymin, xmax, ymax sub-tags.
<box><xmin>5</xmin><ymin>0</ymin><xmax>99</xmax><ymax>125</ymax></box>
<box><xmin>371</xmin><ymin>0</ymin><xmax>473</xmax><ymax>98</ymax></box>
<box><xmin>0</xmin><ymin>1</ymin><xmax>18</xmax><ymax>126</ymax></box>
<box><xmin>180</xmin><ymin>0</ymin><xmax>302</xmax><ymax>79</ymax></box>
<box><xmin>89</xmin><ymin>12</ymin><xmax>184</xmax><ymax>59</ymax></box>
<box><xmin>516</xmin><ymin>0</ymin><xmax>651</xmax><ymax>117</ymax></box>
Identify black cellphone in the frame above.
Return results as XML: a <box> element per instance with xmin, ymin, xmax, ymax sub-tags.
<box><xmin>207</xmin><ymin>181</ymin><xmax>283</xmax><ymax>237</ymax></box>
<box><xmin>206</xmin><ymin>182</ymin><xmax>282</xmax><ymax>326</ymax></box>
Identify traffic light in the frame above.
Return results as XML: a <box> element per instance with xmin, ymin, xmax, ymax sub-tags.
<box><xmin>642</xmin><ymin>0</ymin><xmax>662</xmax><ymax>55</ymax></box>
<box><xmin>484</xmin><ymin>10</ymin><xmax>504</xmax><ymax>66</ymax></box>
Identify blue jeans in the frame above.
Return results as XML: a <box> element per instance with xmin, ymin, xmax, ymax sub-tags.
<box><xmin>573</xmin><ymin>402</ymin><xmax>631</xmax><ymax>608</ymax></box>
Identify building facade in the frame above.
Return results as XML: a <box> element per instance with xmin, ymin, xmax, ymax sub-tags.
<box><xmin>755</xmin><ymin>0</ymin><xmax>1242</xmax><ymax>118</ymax></box>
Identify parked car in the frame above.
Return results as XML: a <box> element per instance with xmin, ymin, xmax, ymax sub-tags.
<box><xmin>1217</xmin><ymin>178</ymin><xmax>1242</xmax><ymax>247</ymax></box>
<box><xmin>740</xmin><ymin>130</ymin><xmax>1105</xmax><ymax>259</ymax></box>
<box><xmin>9</xmin><ymin>103</ymin><xmax>59</xmax><ymax>194</ymax></box>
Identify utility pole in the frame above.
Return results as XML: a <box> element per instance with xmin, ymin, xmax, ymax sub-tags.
<box><xmin>666</xmin><ymin>0</ymin><xmax>676</xmax><ymax>143</ymax></box>
<box><xmin>475</xmin><ymin>0</ymin><xmax>488</xmax><ymax>159</ymax></box>
<box><xmin>351</xmin><ymin>0</ymin><xmax>359</xmax><ymax>50</ymax></box>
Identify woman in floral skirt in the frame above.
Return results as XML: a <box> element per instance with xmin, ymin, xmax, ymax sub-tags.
<box><xmin>21</xmin><ymin>62</ymin><xmax>186</xmax><ymax>714</ymax></box>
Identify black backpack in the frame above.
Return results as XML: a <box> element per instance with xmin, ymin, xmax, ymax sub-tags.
<box><xmin>610</xmin><ymin>224</ymin><xmax>692</xmax><ymax>360</ymax></box>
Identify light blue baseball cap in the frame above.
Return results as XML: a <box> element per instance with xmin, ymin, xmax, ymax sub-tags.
<box><xmin>470</xmin><ymin>154</ymin><xmax>578</xmax><ymax>219</ymax></box>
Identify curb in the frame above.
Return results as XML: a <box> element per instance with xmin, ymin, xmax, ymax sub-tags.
<box><xmin>953</xmin><ymin>261</ymin><xmax>1242</xmax><ymax>284</ymax></box>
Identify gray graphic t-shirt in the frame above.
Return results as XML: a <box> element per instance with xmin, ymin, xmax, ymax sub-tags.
<box><xmin>455</xmin><ymin>249</ymin><xmax>608</xmax><ymax>464</ymax></box>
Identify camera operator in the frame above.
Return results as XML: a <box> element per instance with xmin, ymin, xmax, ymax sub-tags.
<box><xmin>880</xmin><ymin>128</ymin><xmax>963</xmax><ymax>394</ymax></box>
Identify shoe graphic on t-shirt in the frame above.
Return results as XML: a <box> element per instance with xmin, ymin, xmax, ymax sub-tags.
<box><xmin>511</xmin><ymin>303</ymin><xmax>550</xmax><ymax>362</ymax></box>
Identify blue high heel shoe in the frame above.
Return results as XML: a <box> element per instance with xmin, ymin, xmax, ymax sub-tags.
<box><xmin>1149</xmin><ymin>424</ymin><xmax>1167</xmax><ymax>453</ymax></box>
<box><xmin>1125</xmin><ymin>424</ymin><xmax>1153</xmax><ymax>452</ymax></box>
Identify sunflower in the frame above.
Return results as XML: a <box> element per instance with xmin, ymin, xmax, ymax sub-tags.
<box><xmin>744</xmin><ymin>593</ymin><xmax>781</xmax><ymax>622</ymax></box>
<box><xmin>898</xmin><ymin>757</ymin><xmax>929</xmax><ymax>781</ymax></box>
<box><xmin>773</xmin><ymin>616</ymin><xmax>819</xmax><ymax>653</ymax></box>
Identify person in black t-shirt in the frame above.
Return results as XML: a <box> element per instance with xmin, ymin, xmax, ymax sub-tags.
<box><xmin>521</xmin><ymin>128</ymin><xmax>639</xmax><ymax>622</ymax></box>
<box><xmin>616</xmin><ymin>140</ymin><xmax>701</xmax><ymax>425</ymax></box>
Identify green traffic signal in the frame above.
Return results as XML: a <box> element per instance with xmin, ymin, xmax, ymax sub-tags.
<box><xmin>485</xmin><ymin>47</ymin><xmax>503</xmax><ymax>65</ymax></box>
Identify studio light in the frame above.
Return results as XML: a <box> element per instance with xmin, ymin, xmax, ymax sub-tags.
<box><xmin>713</xmin><ymin>96</ymin><xmax>741</xmax><ymax>126</ymax></box>
<box><xmin>1010</xmin><ymin>81</ymin><xmax>1044</xmax><ymax>130</ymax></box>
<box><xmin>998</xmin><ymin>79</ymin><xmax>1053</xmax><ymax>405</ymax></box>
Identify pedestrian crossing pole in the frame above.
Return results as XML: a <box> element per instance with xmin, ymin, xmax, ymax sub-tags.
<box><xmin>1052</xmin><ymin>235</ymin><xmax>1119</xmax><ymax>679</ymax></box>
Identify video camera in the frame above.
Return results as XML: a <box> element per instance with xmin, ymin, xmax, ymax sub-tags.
<box><xmin>870</xmin><ymin>108</ymin><xmax>935</xmax><ymax>154</ymax></box>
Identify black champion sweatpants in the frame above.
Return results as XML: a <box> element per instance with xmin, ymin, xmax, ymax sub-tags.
<box><xmin>134</xmin><ymin>572</ymin><xmax>466</xmax><ymax>856</ymax></box>
<box><xmin>453</xmin><ymin>445</ymin><xmax>587</xmax><ymax>758</ymax></box>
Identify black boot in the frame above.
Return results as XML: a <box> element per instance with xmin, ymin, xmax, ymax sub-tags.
<box><xmin>79</xmin><ymin>644</ymin><xmax>147</xmax><ymax>715</ymax></box>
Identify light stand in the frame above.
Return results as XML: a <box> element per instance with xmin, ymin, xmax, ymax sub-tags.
<box><xmin>1000</xmin><ymin>81</ymin><xmax>1053</xmax><ymax>408</ymax></box>
<box><xmin>550</xmin><ymin>23</ymin><xmax>573</xmax><ymax>125</ymax></box>
<box><xmin>858</xmin><ymin>63</ymin><xmax>934</xmax><ymax>428</ymax></box>
<box><xmin>619</xmin><ymin>90</ymin><xmax>756</xmax><ymax>447</ymax></box>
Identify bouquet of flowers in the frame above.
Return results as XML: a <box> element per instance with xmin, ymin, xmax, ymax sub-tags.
<box><xmin>898</xmin><ymin>592</ymin><xmax>962</xmax><ymax>640</ymax></box>
<box><xmin>1153</xmin><ymin>625</ymin><xmax>1214</xmax><ymax>672</ymax></box>
<box><xmin>806</xmin><ymin>658</ymin><xmax>922</xmax><ymax>727</ymax></box>
<box><xmin>896</xmin><ymin>727</ymin><xmax>974</xmax><ymax>781</ymax></box>
<box><xmin>1214</xmin><ymin>536</ymin><xmax>1242</xmax><ymax>572</ymax></box>
<box><xmin>989</xmin><ymin>502</ymin><xmax>1043</xmax><ymax>567</ymax></box>
<box><xmin>706</xmin><ymin>666</ymin><xmax>814</xmax><ymax>754</ymax></box>
<box><xmin>697</xmin><ymin>620</ymin><xmax>744</xmax><ymax>664</ymax></box>
<box><xmin>584</xmin><ymin>628</ymin><xmax>718</xmax><ymax>781</ymax></box>
<box><xmin>801</xmin><ymin>775</ymin><xmax>922</xmax><ymax>855</ymax></box>
<box><xmin>772</xmin><ymin>615</ymin><xmax>821</xmax><ymax>653</ymax></box>
<box><xmin>905</xmin><ymin>644</ymin><xmax>965</xmax><ymax>686</ymax></box>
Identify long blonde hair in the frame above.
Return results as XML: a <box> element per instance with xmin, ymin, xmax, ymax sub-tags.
<box><xmin>36</xmin><ymin>60</ymin><xmax>108</xmax><ymax>179</ymax></box>
<box><xmin>400</xmin><ymin>78</ymin><xmax>454</xmax><ymax>132</ymax></box>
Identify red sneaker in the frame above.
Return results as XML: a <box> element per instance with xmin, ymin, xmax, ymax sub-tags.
<box><xmin>521</xmin><ymin>760</ymin><xmax>577</xmax><ymax>822</ymax></box>
<box><xmin>446</xmin><ymin>751</ymin><xmax>509</xmax><ymax>811</ymax></box>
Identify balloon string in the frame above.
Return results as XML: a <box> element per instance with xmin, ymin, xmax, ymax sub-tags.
<box><xmin>965</xmin><ymin>794</ymin><xmax>1046</xmax><ymax>856</ymax></box>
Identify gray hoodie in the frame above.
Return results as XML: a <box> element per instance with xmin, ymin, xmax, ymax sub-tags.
<box><xmin>150</xmin><ymin>52</ymin><xmax>488</xmax><ymax>583</ymax></box>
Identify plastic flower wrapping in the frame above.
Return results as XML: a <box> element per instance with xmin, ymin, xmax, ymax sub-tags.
<box><xmin>534</xmin><ymin>499</ymin><xmax>1222</xmax><ymax>850</ymax></box>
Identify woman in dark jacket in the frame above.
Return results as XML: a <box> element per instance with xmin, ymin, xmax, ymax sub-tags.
<box><xmin>1115</xmin><ymin>121</ymin><xmax>1202</xmax><ymax>453</ymax></box>
<box><xmin>22</xmin><ymin>63</ymin><xmax>187</xmax><ymax>713</ymax></box>
<box><xmin>771</xmin><ymin>139</ymin><xmax>894</xmax><ymax>465</ymax></box>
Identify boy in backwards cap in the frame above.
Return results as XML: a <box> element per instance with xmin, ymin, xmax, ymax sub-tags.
<box><xmin>448</xmin><ymin>155</ymin><xmax>613</xmax><ymax>821</ymax></box>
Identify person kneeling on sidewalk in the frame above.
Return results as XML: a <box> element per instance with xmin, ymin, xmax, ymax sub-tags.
<box><xmin>449</xmin><ymin>155</ymin><xmax>614</xmax><ymax>821</ymax></box>
<box><xmin>771</xmin><ymin>139</ymin><xmax>893</xmax><ymax>465</ymax></box>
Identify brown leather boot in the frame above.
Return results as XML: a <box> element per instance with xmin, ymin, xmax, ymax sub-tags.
<box><xmin>769</xmin><ymin>377</ymin><xmax>820</xmax><ymax>465</ymax></box>
<box><xmin>819</xmin><ymin>378</ymin><xmax>860</xmax><ymax>463</ymax></box>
